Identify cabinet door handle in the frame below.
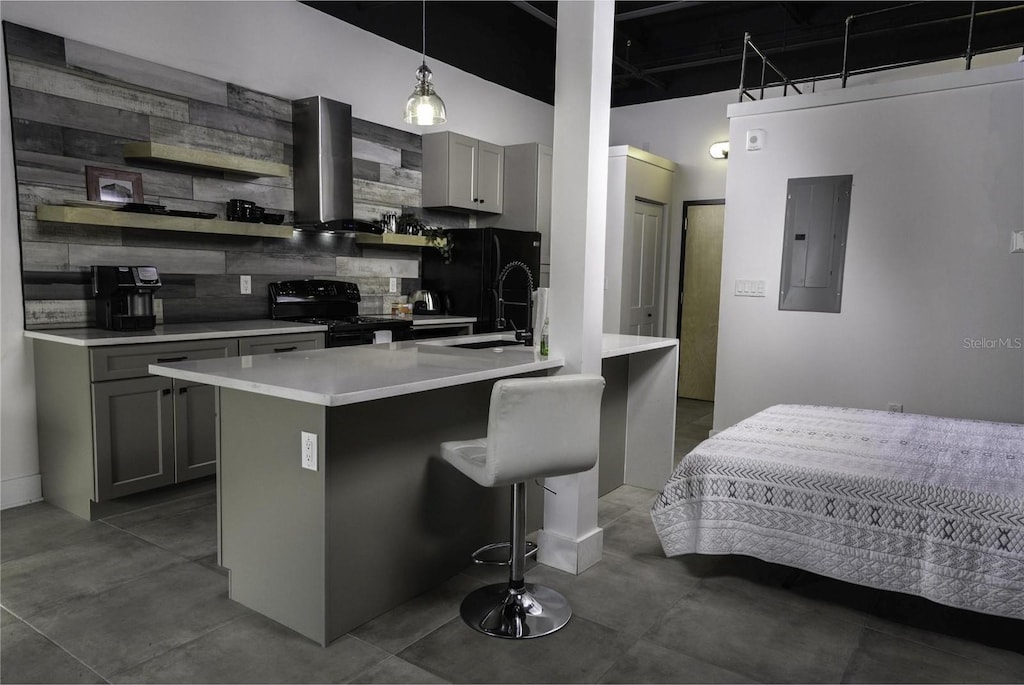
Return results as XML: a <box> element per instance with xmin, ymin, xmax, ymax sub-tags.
<box><xmin>179</xmin><ymin>386</ymin><xmax>189</xmax><ymax>394</ymax></box>
<box><xmin>274</xmin><ymin>346</ymin><xmax>297</xmax><ymax>353</ymax></box>
<box><xmin>156</xmin><ymin>356</ymin><xmax>188</xmax><ymax>363</ymax></box>
<box><xmin>162</xmin><ymin>388</ymin><xmax>172</xmax><ymax>396</ymax></box>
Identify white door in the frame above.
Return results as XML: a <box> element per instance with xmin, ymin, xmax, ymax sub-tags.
<box><xmin>626</xmin><ymin>200</ymin><xmax>664</xmax><ymax>336</ymax></box>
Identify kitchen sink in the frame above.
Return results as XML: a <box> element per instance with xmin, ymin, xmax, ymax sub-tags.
<box><xmin>450</xmin><ymin>339</ymin><xmax>526</xmax><ymax>349</ymax></box>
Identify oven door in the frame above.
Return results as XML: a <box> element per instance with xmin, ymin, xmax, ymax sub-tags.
<box><xmin>327</xmin><ymin>330</ymin><xmax>376</xmax><ymax>348</ymax></box>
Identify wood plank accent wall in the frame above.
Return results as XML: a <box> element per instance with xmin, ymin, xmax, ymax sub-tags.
<box><xmin>4</xmin><ymin>22</ymin><xmax>469</xmax><ymax>327</ymax></box>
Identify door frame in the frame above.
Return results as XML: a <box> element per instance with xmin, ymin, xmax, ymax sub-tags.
<box><xmin>675</xmin><ymin>199</ymin><xmax>725</xmax><ymax>341</ymax></box>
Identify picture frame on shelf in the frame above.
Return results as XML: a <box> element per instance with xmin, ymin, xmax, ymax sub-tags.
<box><xmin>86</xmin><ymin>166</ymin><xmax>143</xmax><ymax>203</ymax></box>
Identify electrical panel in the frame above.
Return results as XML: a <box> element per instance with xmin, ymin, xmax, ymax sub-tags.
<box><xmin>779</xmin><ymin>175</ymin><xmax>853</xmax><ymax>313</ymax></box>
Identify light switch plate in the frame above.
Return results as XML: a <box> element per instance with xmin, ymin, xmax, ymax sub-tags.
<box><xmin>734</xmin><ymin>279</ymin><xmax>766</xmax><ymax>297</ymax></box>
<box><xmin>1012</xmin><ymin>230</ymin><xmax>1024</xmax><ymax>254</ymax></box>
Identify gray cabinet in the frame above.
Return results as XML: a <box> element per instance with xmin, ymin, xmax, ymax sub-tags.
<box><xmin>238</xmin><ymin>332</ymin><xmax>323</xmax><ymax>356</ymax></box>
<box><xmin>486</xmin><ymin>143</ymin><xmax>553</xmax><ymax>264</ymax></box>
<box><xmin>35</xmin><ymin>330</ymin><xmax>326</xmax><ymax>519</ymax></box>
<box><xmin>93</xmin><ymin>375</ymin><xmax>176</xmax><ymax>501</ymax></box>
<box><xmin>422</xmin><ymin>132</ymin><xmax>504</xmax><ymax>213</ymax></box>
<box><xmin>173</xmin><ymin>380</ymin><xmax>219</xmax><ymax>482</ymax></box>
<box><xmin>91</xmin><ymin>339</ymin><xmax>234</xmax><ymax>500</ymax></box>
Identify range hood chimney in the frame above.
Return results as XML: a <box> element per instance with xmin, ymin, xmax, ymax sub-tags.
<box><xmin>291</xmin><ymin>96</ymin><xmax>380</xmax><ymax>233</ymax></box>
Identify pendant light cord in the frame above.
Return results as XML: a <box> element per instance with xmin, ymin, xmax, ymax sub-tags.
<box><xmin>421</xmin><ymin>0</ymin><xmax>427</xmax><ymax>66</ymax></box>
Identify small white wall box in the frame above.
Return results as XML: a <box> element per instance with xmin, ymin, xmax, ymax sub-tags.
<box><xmin>746</xmin><ymin>129</ymin><xmax>766</xmax><ymax>151</ymax></box>
<box><xmin>1012</xmin><ymin>230</ymin><xmax>1024</xmax><ymax>253</ymax></box>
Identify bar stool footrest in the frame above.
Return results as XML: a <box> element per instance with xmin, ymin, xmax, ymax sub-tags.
<box><xmin>471</xmin><ymin>540</ymin><xmax>538</xmax><ymax>566</ymax></box>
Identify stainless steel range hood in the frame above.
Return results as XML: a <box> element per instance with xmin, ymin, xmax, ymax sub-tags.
<box><xmin>292</xmin><ymin>96</ymin><xmax>380</xmax><ymax>233</ymax></box>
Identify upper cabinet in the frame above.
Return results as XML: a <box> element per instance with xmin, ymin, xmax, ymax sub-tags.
<box><xmin>486</xmin><ymin>143</ymin><xmax>553</xmax><ymax>264</ymax></box>
<box><xmin>422</xmin><ymin>132</ymin><xmax>503</xmax><ymax>213</ymax></box>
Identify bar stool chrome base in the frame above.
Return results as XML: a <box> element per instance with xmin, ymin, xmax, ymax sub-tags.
<box><xmin>460</xmin><ymin>582</ymin><xmax>571</xmax><ymax>639</ymax></box>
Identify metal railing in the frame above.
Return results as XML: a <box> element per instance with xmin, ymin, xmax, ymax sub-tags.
<box><xmin>738</xmin><ymin>2</ymin><xmax>1024</xmax><ymax>102</ymax></box>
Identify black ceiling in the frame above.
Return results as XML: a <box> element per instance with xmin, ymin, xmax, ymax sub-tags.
<box><xmin>304</xmin><ymin>1</ymin><xmax>1024</xmax><ymax>107</ymax></box>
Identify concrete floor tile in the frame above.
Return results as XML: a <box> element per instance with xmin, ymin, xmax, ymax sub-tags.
<box><xmin>598</xmin><ymin>485</ymin><xmax>659</xmax><ymax>512</ymax></box>
<box><xmin>105</xmin><ymin>502</ymin><xmax>217</xmax><ymax>560</ymax></box>
<box><xmin>351</xmin><ymin>572</ymin><xmax>482</xmax><ymax>654</ymax></box>
<box><xmin>597</xmin><ymin>499</ymin><xmax>630</xmax><ymax>527</ymax></box>
<box><xmin>1</xmin><ymin>502</ymin><xmax>111</xmax><ymax>563</ymax></box>
<box><xmin>101</xmin><ymin>488</ymin><xmax>215</xmax><ymax>528</ymax></box>
<box><xmin>600</xmin><ymin>507</ymin><xmax>668</xmax><ymax>561</ymax></box>
<box><xmin>864</xmin><ymin>593</ymin><xmax>1024</xmax><ymax>673</ymax></box>
<box><xmin>399</xmin><ymin>614</ymin><xmax>635</xmax><ymax>683</ymax></box>
<box><xmin>525</xmin><ymin>548</ymin><xmax>701</xmax><ymax>637</ymax></box>
<box><xmin>643</xmin><ymin>582</ymin><xmax>863</xmax><ymax>683</ymax></box>
<box><xmin>596</xmin><ymin>638</ymin><xmax>759</xmax><ymax>684</ymax></box>
<box><xmin>1</xmin><ymin>525</ymin><xmax>182</xmax><ymax>618</ymax></box>
<box><xmin>1</xmin><ymin>608</ymin><xmax>105</xmax><ymax>684</ymax></box>
<box><xmin>348</xmin><ymin>655</ymin><xmax>449</xmax><ymax>684</ymax></box>
<box><xmin>841</xmin><ymin>628</ymin><xmax>1024</xmax><ymax>683</ymax></box>
<box><xmin>28</xmin><ymin>561</ymin><xmax>249</xmax><ymax>677</ymax></box>
<box><xmin>111</xmin><ymin>613</ymin><xmax>388</xmax><ymax>684</ymax></box>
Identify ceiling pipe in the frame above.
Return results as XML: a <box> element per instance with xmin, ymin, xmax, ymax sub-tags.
<box><xmin>509</xmin><ymin>1</ymin><xmax>556</xmax><ymax>28</ymax></box>
<box><xmin>614</xmin><ymin>1</ymin><xmax>707</xmax><ymax>22</ymax></box>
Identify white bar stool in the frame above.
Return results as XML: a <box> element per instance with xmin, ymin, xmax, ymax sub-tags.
<box><xmin>441</xmin><ymin>373</ymin><xmax>606</xmax><ymax>639</ymax></box>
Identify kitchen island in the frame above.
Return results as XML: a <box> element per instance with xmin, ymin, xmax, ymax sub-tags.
<box><xmin>149</xmin><ymin>334</ymin><xmax>677</xmax><ymax>645</ymax></box>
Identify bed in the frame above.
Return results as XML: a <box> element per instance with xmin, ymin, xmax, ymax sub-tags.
<box><xmin>651</xmin><ymin>404</ymin><xmax>1024</xmax><ymax>620</ymax></box>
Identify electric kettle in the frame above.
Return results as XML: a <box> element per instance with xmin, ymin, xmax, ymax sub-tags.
<box><xmin>411</xmin><ymin>290</ymin><xmax>445</xmax><ymax>314</ymax></box>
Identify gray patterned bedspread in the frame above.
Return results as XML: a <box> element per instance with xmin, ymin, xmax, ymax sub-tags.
<box><xmin>651</xmin><ymin>405</ymin><xmax>1024</xmax><ymax>619</ymax></box>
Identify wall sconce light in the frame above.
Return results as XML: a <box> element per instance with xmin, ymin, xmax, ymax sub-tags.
<box><xmin>709</xmin><ymin>141</ymin><xmax>729</xmax><ymax>159</ymax></box>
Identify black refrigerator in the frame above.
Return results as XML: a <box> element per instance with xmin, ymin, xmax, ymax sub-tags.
<box><xmin>421</xmin><ymin>228</ymin><xmax>541</xmax><ymax>334</ymax></box>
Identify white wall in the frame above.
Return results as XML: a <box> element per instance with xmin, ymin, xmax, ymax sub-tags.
<box><xmin>714</xmin><ymin>63</ymin><xmax>1024</xmax><ymax>431</ymax></box>
<box><xmin>0</xmin><ymin>0</ymin><xmax>555</xmax><ymax>508</ymax></box>
<box><xmin>1</xmin><ymin>26</ymin><xmax>42</xmax><ymax>508</ymax></box>
<box><xmin>603</xmin><ymin>147</ymin><xmax>676</xmax><ymax>334</ymax></box>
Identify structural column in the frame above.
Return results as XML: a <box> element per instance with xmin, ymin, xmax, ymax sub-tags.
<box><xmin>538</xmin><ymin>0</ymin><xmax>615</xmax><ymax>575</ymax></box>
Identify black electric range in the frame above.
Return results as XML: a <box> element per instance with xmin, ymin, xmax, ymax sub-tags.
<box><xmin>269</xmin><ymin>279</ymin><xmax>412</xmax><ymax>347</ymax></box>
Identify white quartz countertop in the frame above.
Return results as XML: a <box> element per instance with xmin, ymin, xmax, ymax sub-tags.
<box><xmin>148</xmin><ymin>333</ymin><xmax>678</xmax><ymax>407</ymax></box>
<box><xmin>24</xmin><ymin>320</ymin><xmax>327</xmax><ymax>347</ymax></box>
<box><xmin>601</xmin><ymin>334</ymin><xmax>678</xmax><ymax>357</ymax></box>
<box><xmin>151</xmin><ymin>339</ymin><xmax>564</xmax><ymax>406</ymax></box>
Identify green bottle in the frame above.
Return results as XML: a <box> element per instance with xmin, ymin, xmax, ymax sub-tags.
<box><xmin>539</xmin><ymin>317</ymin><xmax>550</xmax><ymax>357</ymax></box>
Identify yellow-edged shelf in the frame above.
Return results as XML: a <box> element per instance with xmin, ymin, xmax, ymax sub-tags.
<box><xmin>36</xmin><ymin>205</ymin><xmax>294</xmax><ymax>239</ymax></box>
<box><xmin>354</xmin><ymin>233</ymin><xmax>434</xmax><ymax>248</ymax></box>
<box><xmin>123</xmin><ymin>142</ymin><xmax>290</xmax><ymax>178</ymax></box>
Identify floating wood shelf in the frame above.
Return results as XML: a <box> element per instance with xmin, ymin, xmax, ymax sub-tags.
<box><xmin>354</xmin><ymin>233</ymin><xmax>434</xmax><ymax>248</ymax></box>
<box><xmin>36</xmin><ymin>205</ymin><xmax>294</xmax><ymax>239</ymax></box>
<box><xmin>123</xmin><ymin>142</ymin><xmax>290</xmax><ymax>178</ymax></box>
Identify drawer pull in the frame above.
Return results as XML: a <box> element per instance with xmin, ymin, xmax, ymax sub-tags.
<box><xmin>274</xmin><ymin>346</ymin><xmax>298</xmax><ymax>353</ymax></box>
<box><xmin>162</xmin><ymin>388</ymin><xmax>172</xmax><ymax>396</ymax></box>
<box><xmin>156</xmin><ymin>356</ymin><xmax>188</xmax><ymax>363</ymax></box>
<box><xmin>179</xmin><ymin>386</ymin><xmax>189</xmax><ymax>394</ymax></box>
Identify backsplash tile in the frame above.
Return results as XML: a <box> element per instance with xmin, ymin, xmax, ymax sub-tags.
<box><xmin>5</xmin><ymin>21</ymin><xmax>470</xmax><ymax>328</ymax></box>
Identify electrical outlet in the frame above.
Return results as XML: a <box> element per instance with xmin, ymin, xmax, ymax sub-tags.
<box><xmin>389</xmin><ymin>277</ymin><xmax>398</xmax><ymax>292</ymax></box>
<box><xmin>301</xmin><ymin>431</ymin><xmax>318</xmax><ymax>471</ymax></box>
<box><xmin>887</xmin><ymin>403</ymin><xmax>904</xmax><ymax>413</ymax></box>
<box><xmin>240</xmin><ymin>275</ymin><xmax>252</xmax><ymax>295</ymax></box>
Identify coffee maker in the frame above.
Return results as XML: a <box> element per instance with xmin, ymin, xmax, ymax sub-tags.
<box><xmin>92</xmin><ymin>266</ymin><xmax>161</xmax><ymax>331</ymax></box>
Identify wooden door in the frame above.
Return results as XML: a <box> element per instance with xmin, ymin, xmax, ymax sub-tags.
<box><xmin>678</xmin><ymin>203</ymin><xmax>725</xmax><ymax>400</ymax></box>
<box><xmin>626</xmin><ymin>200</ymin><xmax>664</xmax><ymax>335</ymax></box>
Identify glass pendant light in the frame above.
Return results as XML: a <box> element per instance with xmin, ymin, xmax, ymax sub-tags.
<box><xmin>404</xmin><ymin>0</ymin><xmax>446</xmax><ymax>125</ymax></box>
